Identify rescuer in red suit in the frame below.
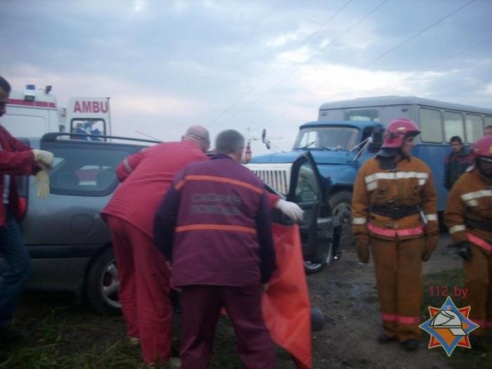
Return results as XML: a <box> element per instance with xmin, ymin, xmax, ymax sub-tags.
<box><xmin>102</xmin><ymin>126</ymin><xmax>211</xmax><ymax>366</ymax></box>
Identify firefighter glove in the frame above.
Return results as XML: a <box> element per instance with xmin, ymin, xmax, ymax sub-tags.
<box><xmin>276</xmin><ymin>199</ymin><xmax>304</xmax><ymax>222</ymax></box>
<box><xmin>356</xmin><ymin>236</ymin><xmax>370</xmax><ymax>264</ymax></box>
<box><xmin>35</xmin><ymin>169</ymin><xmax>50</xmax><ymax>199</ymax></box>
<box><xmin>32</xmin><ymin>149</ymin><xmax>54</xmax><ymax>168</ymax></box>
<box><xmin>421</xmin><ymin>236</ymin><xmax>439</xmax><ymax>262</ymax></box>
<box><xmin>456</xmin><ymin>241</ymin><xmax>472</xmax><ymax>261</ymax></box>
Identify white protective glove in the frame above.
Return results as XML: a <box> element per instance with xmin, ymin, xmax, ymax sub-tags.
<box><xmin>275</xmin><ymin>199</ymin><xmax>304</xmax><ymax>222</ymax></box>
<box><xmin>35</xmin><ymin>169</ymin><xmax>50</xmax><ymax>199</ymax></box>
<box><xmin>32</xmin><ymin>149</ymin><xmax>54</xmax><ymax>168</ymax></box>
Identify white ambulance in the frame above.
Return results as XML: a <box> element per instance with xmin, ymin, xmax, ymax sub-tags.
<box><xmin>3</xmin><ymin>84</ymin><xmax>111</xmax><ymax>139</ymax></box>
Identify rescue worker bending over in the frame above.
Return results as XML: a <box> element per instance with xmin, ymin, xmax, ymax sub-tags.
<box><xmin>352</xmin><ymin>118</ymin><xmax>439</xmax><ymax>351</ymax></box>
<box><xmin>444</xmin><ymin>135</ymin><xmax>492</xmax><ymax>349</ymax></box>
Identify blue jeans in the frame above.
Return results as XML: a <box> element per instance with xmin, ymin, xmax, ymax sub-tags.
<box><xmin>0</xmin><ymin>206</ymin><xmax>31</xmax><ymax>328</ymax></box>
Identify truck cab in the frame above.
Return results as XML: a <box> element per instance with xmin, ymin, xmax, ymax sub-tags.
<box><xmin>248</xmin><ymin>120</ymin><xmax>384</xmax><ymax>249</ymax></box>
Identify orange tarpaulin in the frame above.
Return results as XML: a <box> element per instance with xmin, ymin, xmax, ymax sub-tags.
<box><xmin>262</xmin><ymin>223</ymin><xmax>312</xmax><ymax>369</ymax></box>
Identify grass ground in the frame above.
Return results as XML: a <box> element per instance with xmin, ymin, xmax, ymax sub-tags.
<box><xmin>2</xmin><ymin>267</ymin><xmax>490</xmax><ymax>368</ymax></box>
<box><xmin>0</xmin><ymin>292</ymin><xmax>295</xmax><ymax>369</ymax></box>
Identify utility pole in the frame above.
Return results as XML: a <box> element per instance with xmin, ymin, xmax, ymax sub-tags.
<box><xmin>243</xmin><ymin>127</ymin><xmax>282</xmax><ymax>163</ymax></box>
<box><xmin>244</xmin><ymin>127</ymin><xmax>259</xmax><ymax>164</ymax></box>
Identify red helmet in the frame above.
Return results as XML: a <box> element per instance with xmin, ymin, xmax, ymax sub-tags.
<box><xmin>381</xmin><ymin>118</ymin><xmax>421</xmax><ymax>148</ymax></box>
<box><xmin>472</xmin><ymin>135</ymin><xmax>492</xmax><ymax>160</ymax></box>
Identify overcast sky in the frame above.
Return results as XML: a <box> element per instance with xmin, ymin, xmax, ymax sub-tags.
<box><xmin>1</xmin><ymin>0</ymin><xmax>491</xmax><ymax>155</ymax></box>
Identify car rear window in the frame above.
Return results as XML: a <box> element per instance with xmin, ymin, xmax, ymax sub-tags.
<box><xmin>42</xmin><ymin>143</ymin><xmax>145</xmax><ymax>196</ymax></box>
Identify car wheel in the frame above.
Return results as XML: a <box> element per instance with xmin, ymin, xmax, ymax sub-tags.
<box><xmin>329</xmin><ymin>191</ymin><xmax>354</xmax><ymax>247</ymax></box>
<box><xmin>304</xmin><ymin>238</ymin><xmax>333</xmax><ymax>275</ymax></box>
<box><xmin>86</xmin><ymin>247</ymin><xmax>121</xmax><ymax>315</ymax></box>
<box><xmin>304</xmin><ymin>260</ymin><xmax>326</xmax><ymax>274</ymax></box>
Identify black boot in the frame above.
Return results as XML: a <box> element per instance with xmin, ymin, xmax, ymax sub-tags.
<box><xmin>401</xmin><ymin>338</ymin><xmax>420</xmax><ymax>351</ymax></box>
<box><xmin>377</xmin><ymin>333</ymin><xmax>397</xmax><ymax>344</ymax></box>
<box><xmin>469</xmin><ymin>334</ymin><xmax>483</xmax><ymax>350</ymax></box>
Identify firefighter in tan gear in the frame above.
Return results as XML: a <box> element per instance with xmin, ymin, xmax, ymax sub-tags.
<box><xmin>352</xmin><ymin>118</ymin><xmax>439</xmax><ymax>351</ymax></box>
<box><xmin>444</xmin><ymin>135</ymin><xmax>492</xmax><ymax>349</ymax></box>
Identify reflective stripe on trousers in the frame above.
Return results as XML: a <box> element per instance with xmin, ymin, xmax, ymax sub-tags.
<box><xmin>371</xmin><ymin>237</ymin><xmax>424</xmax><ymax>341</ymax></box>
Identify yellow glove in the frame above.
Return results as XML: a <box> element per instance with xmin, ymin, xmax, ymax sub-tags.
<box><xmin>32</xmin><ymin>149</ymin><xmax>54</xmax><ymax>168</ymax></box>
<box><xmin>35</xmin><ymin>170</ymin><xmax>50</xmax><ymax>199</ymax></box>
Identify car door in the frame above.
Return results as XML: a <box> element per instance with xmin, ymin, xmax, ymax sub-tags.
<box><xmin>286</xmin><ymin>152</ymin><xmax>339</xmax><ymax>274</ymax></box>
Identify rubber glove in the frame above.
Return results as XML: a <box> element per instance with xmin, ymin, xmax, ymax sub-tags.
<box><xmin>32</xmin><ymin>149</ymin><xmax>54</xmax><ymax>168</ymax></box>
<box><xmin>275</xmin><ymin>199</ymin><xmax>304</xmax><ymax>222</ymax></box>
<box><xmin>421</xmin><ymin>235</ymin><xmax>438</xmax><ymax>262</ymax></box>
<box><xmin>35</xmin><ymin>170</ymin><xmax>50</xmax><ymax>199</ymax></box>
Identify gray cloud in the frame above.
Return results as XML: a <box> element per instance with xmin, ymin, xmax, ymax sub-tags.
<box><xmin>1</xmin><ymin>0</ymin><xmax>490</xmax><ymax>152</ymax></box>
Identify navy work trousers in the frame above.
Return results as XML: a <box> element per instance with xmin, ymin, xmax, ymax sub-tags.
<box><xmin>0</xmin><ymin>206</ymin><xmax>31</xmax><ymax>328</ymax></box>
<box><xmin>180</xmin><ymin>284</ymin><xmax>277</xmax><ymax>369</ymax></box>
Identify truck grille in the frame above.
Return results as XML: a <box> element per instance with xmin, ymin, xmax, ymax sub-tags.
<box><xmin>245</xmin><ymin>163</ymin><xmax>292</xmax><ymax>195</ymax></box>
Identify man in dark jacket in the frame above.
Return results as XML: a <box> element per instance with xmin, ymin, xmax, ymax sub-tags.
<box><xmin>154</xmin><ymin>129</ymin><xmax>278</xmax><ymax>369</ymax></box>
<box><xmin>444</xmin><ymin>135</ymin><xmax>474</xmax><ymax>191</ymax></box>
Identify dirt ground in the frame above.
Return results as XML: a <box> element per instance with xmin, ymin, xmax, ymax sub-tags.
<box><xmin>7</xmin><ymin>233</ymin><xmax>474</xmax><ymax>369</ymax></box>
<box><xmin>307</xmin><ymin>233</ymin><xmax>465</xmax><ymax>369</ymax></box>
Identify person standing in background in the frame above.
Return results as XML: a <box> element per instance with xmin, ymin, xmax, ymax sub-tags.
<box><xmin>0</xmin><ymin>75</ymin><xmax>53</xmax><ymax>341</ymax></box>
<box><xmin>443</xmin><ymin>135</ymin><xmax>474</xmax><ymax>191</ymax></box>
<box><xmin>154</xmin><ymin>130</ymin><xmax>278</xmax><ymax>369</ymax></box>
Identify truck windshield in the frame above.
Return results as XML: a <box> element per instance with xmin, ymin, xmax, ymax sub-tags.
<box><xmin>293</xmin><ymin>126</ymin><xmax>359</xmax><ymax>151</ymax></box>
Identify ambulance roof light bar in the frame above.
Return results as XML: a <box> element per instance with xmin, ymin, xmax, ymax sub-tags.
<box><xmin>24</xmin><ymin>84</ymin><xmax>36</xmax><ymax>102</ymax></box>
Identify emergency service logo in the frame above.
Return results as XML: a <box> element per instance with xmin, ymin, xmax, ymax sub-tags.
<box><xmin>419</xmin><ymin>296</ymin><xmax>479</xmax><ymax>356</ymax></box>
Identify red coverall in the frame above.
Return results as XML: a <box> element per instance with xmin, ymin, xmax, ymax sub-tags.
<box><xmin>445</xmin><ymin>168</ymin><xmax>492</xmax><ymax>336</ymax></box>
<box><xmin>352</xmin><ymin>155</ymin><xmax>439</xmax><ymax>342</ymax></box>
<box><xmin>0</xmin><ymin>125</ymin><xmax>40</xmax><ymax>224</ymax></box>
<box><xmin>0</xmin><ymin>125</ymin><xmax>41</xmax><ymax>330</ymax></box>
<box><xmin>154</xmin><ymin>154</ymin><xmax>278</xmax><ymax>369</ymax></box>
<box><xmin>101</xmin><ymin>140</ymin><xmax>207</xmax><ymax>365</ymax></box>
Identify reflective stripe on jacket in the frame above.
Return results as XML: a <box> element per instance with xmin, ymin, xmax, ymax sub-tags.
<box><xmin>352</xmin><ymin>155</ymin><xmax>438</xmax><ymax>241</ymax></box>
<box><xmin>154</xmin><ymin>154</ymin><xmax>276</xmax><ymax>287</ymax></box>
<box><xmin>445</xmin><ymin>169</ymin><xmax>492</xmax><ymax>250</ymax></box>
